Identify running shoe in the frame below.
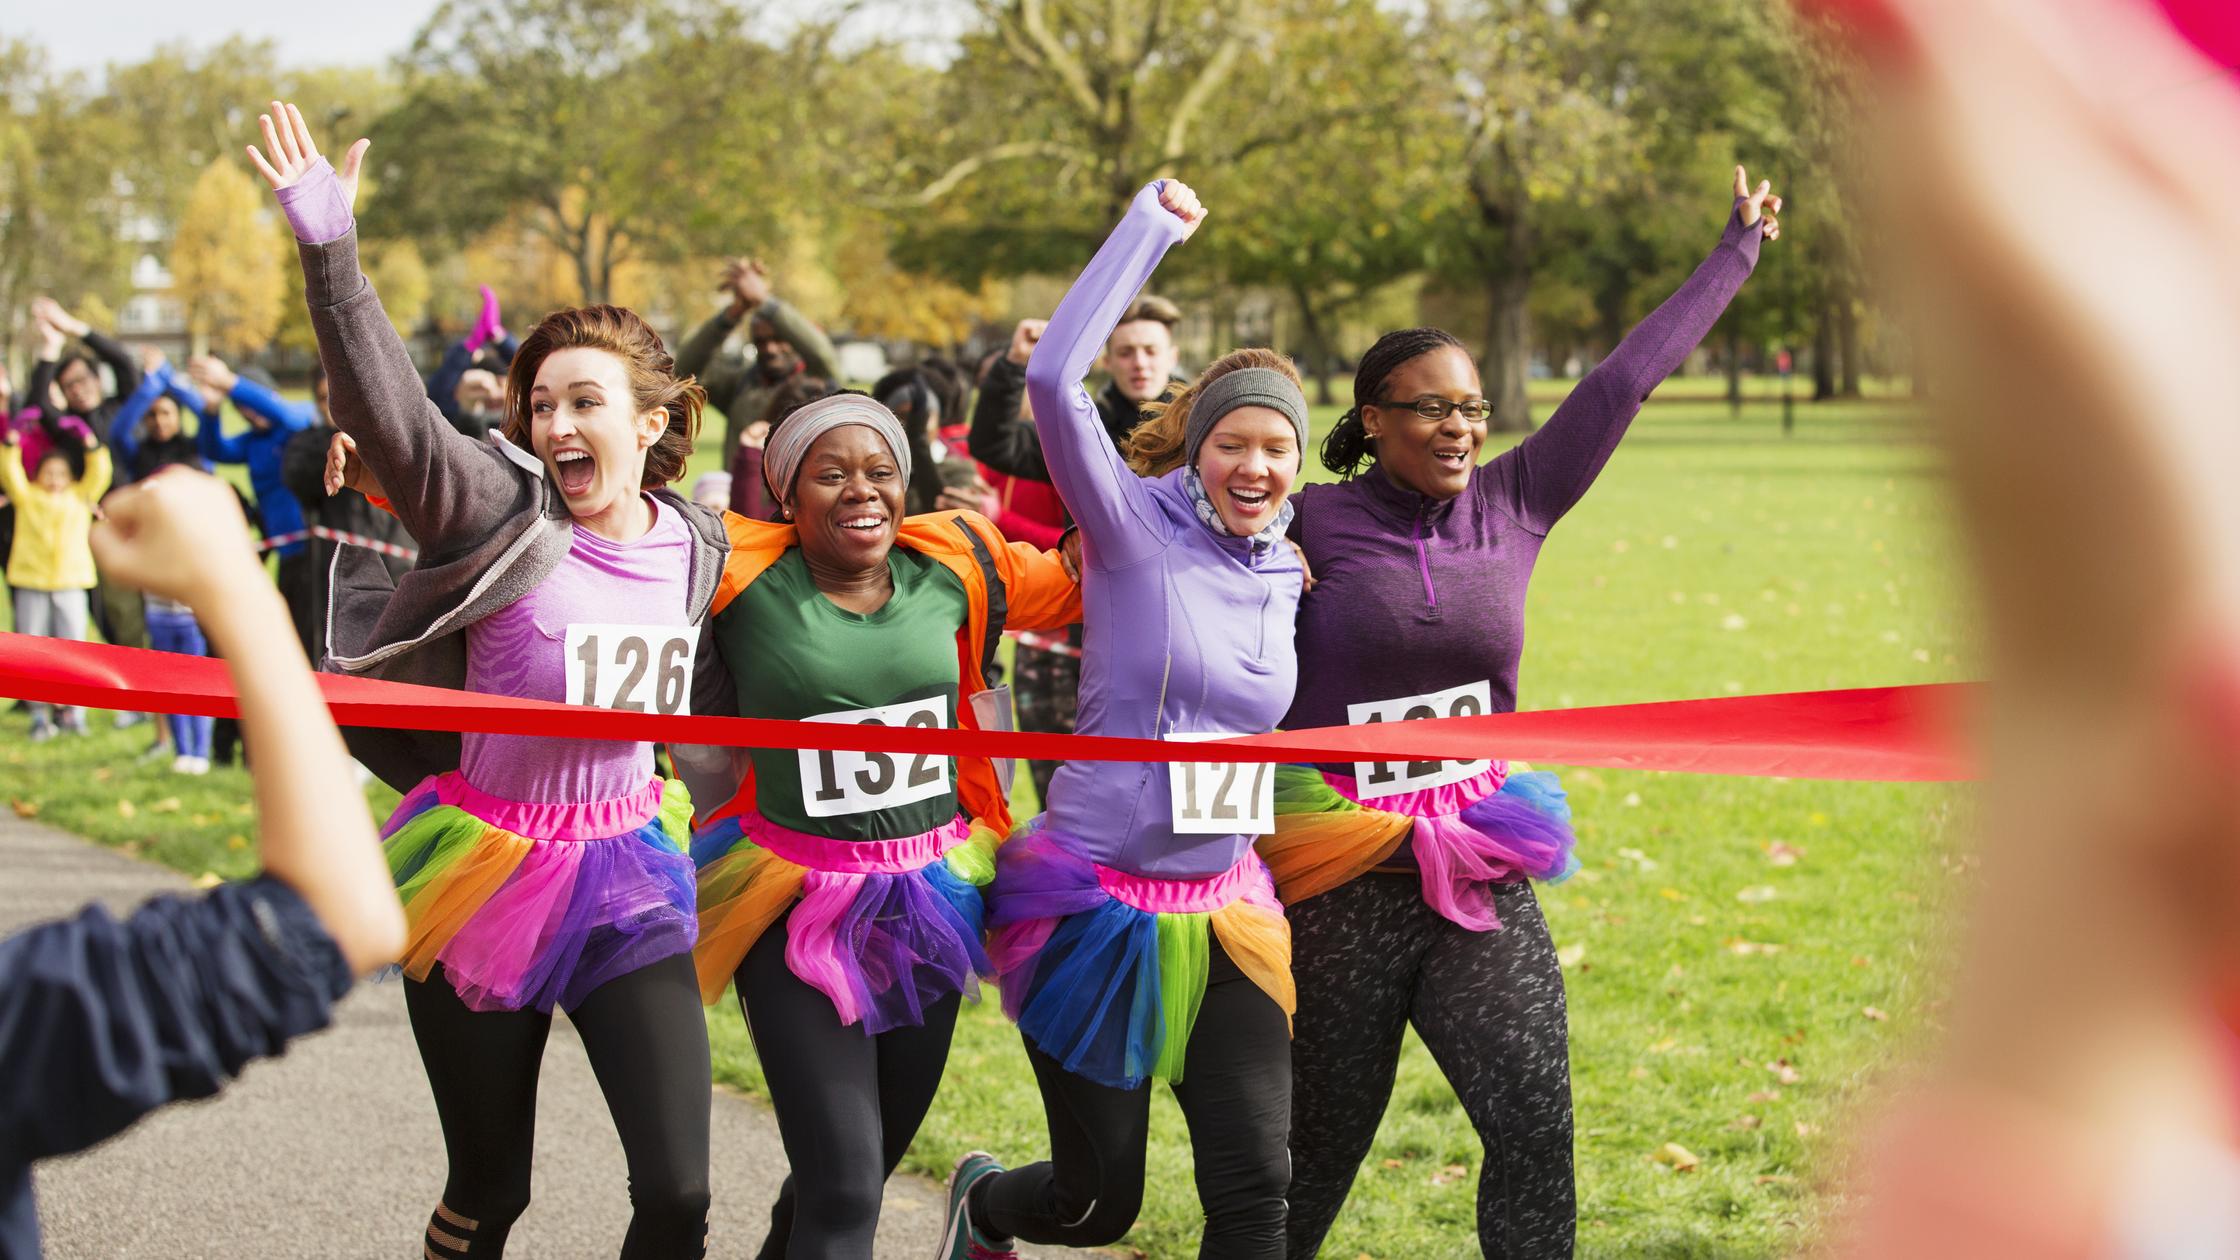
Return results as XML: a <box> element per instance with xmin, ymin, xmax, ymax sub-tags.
<box><xmin>27</xmin><ymin>720</ymin><xmax>56</xmax><ymax>743</ymax></box>
<box><xmin>937</xmin><ymin>1151</ymin><xmax>1015</xmax><ymax>1259</ymax></box>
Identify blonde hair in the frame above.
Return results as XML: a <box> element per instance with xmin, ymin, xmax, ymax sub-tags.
<box><xmin>1124</xmin><ymin>347</ymin><xmax>1303</xmax><ymax>477</ymax></box>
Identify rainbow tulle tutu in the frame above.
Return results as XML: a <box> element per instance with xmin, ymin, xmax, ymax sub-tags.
<box><xmin>382</xmin><ymin>772</ymin><xmax>696</xmax><ymax>1013</ymax></box>
<box><xmin>987</xmin><ymin>819</ymin><xmax>1294</xmax><ymax>1090</ymax></box>
<box><xmin>691</xmin><ymin>812</ymin><xmax>997</xmax><ymax>1033</ymax></box>
<box><xmin>1258</xmin><ymin>763</ymin><xmax>1576</xmax><ymax>931</ymax></box>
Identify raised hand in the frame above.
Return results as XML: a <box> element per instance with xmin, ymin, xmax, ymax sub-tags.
<box><xmin>90</xmin><ymin>469</ymin><xmax>264</xmax><ymax>609</ymax></box>
<box><xmin>1007</xmin><ymin>318</ymin><xmax>1048</xmax><ymax>366</ymax></box>
<box><xmin>30</xmin><ymin>296</ymin><xmax>88</xmax><ymax>339</ymax></box>
<box><xmin>1734</xmin><ymin>165</ymin><xmax>1783</xmax><ymax>241</ymax></box>
<box><xmin>138</xmin><ymin>345</ymin><xmax>168</xmax><ymax>376</ymax></box>
<box><xmin>1157</xmin><ymin>180</ymin><xmax>1208</xmax><ymax>242</ymax></box>
<box><xmin>245</xmin><ymin>99</ymin><xmax>368</xmax><ymax>210</ymax></box>
<box><xmin>721</xmin><ymin>257</ymin><xmax>773</xmax><ymax>312</ymax></box>
<box><xmin>323</xmin><ymin>429</ymin><xmax>384</xmax><ymax>500</ymax></box>
<box><xmin>187</xmin><ymin>355</ymin><xmax>238</xmax><ymax>395</ymax></box>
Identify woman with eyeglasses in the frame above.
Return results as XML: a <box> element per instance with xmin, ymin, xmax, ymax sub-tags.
<box><xmin>1266</xmin><ymin>168</ymin><xmax>1781</xmax><ymax>1257</ymax></box>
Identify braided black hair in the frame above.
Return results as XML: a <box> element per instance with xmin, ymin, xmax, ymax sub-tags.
<box><xmin>1320</xmin><ymin>327</ymin><xmax>1469</xmax><ymax>478</ymax></box>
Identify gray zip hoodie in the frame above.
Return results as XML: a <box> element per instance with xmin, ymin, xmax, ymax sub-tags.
<box><xmin>296</xmin><ymin>229</ymin><xmax>733</xmax><ymax>792</ymax></box>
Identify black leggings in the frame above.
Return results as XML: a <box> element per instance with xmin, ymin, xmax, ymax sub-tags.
<box><xmin>739</xmin><ymin>907</ymin><xmax>961</xmax><ymax>1260</ymax></box>
<box><xmin>973</xmin><ymin>941</ymin><xmax>1293</xmax><ymax>1258</ymax></box>
<box><xmin>1284</xmin><ymin>874</ymin><xmax>1573</xmax><ymax>1259</ymax></box>
<box><xmin>405</xmin><ymin>954</ymin><xmax>712</xmax><ymax>1258</ymax></box>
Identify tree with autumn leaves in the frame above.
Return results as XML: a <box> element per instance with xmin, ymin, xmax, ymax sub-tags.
<box><xmin>6</xmin><ymin>0</ymin><xmax>1882</xmax><ymax>404</ymax></box>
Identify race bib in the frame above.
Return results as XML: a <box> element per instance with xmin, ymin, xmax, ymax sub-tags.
<box><xmin>1347</xmin><ymin>680</ymin><xmax>1492</xmax><ymax>798</ymax></box>
<box><xmin>797</xmin><ymin>695</ymin><xmax>951</xmax><ymax>819</ymax></box>
<box><xmin>563</xmin><ymin>624</ymin><xmax>701</xmax><ymax>715</ymax></box>
<box><xmin>1168</xmin><ymin>733</ymin><xmax>1275</xmax><ymax>836</ymax></box>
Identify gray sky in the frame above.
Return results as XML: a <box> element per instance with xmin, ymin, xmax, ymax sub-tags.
<box><xmin>8</xmin><ymin>0</ymin><xmax>966</xmax><ymax>75</ymax></box>
<box><xmin>7</xmin><ymin>1</ymin><xmax>444</xmax><ymax>73</ymax></box>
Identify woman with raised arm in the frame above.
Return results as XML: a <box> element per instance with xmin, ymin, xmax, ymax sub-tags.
<box><xmin>938</xmin><ymin>181</ymin><xmax>1308</xmax><ymax>1260</ymax></box>
<box><xmin>678</xmin><ymin>391</ymin><xmax>1080</xmax><ymax>1260</ymax></box>
<box><xmin>1265</xmin><ymin>168</ymin><xmax>1779</xmax><ymax>1258</ymax></box>
<box><xmin>248</xmin><ymin>100</ymin><xmax>728</xmax><ymax>1260</ymax></box>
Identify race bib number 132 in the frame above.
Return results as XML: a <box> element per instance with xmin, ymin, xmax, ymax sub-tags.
<box><xmin>1168</xmin><ymin>733</ymin><xmax>1275</xmax><ymax>836</ymax></box>
<box><xmin>564</xmin><ymin>624</ymin><xmax>701</xmax><ymax>715</ymax></box>
<box><xmin>1347</xmin><ymin>680</ymin><xmax>1492</xmax><ymax>798</ymax></box>
<box><xmin>797</xmin><ymin>696</ymin><xmax>951</xmax><ymax>819</ymax></box>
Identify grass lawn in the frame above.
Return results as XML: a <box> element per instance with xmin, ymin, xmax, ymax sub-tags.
<box><xmin>0</xmin><ymin>381</ymin><xmax>1968</xmax><ymax>1258</ymax></box>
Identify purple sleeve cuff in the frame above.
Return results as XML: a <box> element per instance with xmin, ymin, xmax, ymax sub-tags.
<box><xmin>273</xmin><ymin>157</ymin><xmax>355</xmax><ymax>245</ymax></box>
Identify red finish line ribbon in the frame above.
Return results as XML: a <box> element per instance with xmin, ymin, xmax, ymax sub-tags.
<box><xmin>0</xmin><ymin>634</ymin><xmax>1976</xmax><ymax>781</ymax></box>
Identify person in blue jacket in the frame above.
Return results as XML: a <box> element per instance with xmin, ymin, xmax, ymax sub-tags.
<box><xmin>184</xmin><ymin>355</ymin><xmax>319</xmax><ymax>650</ymax></box>
<box><xmin>0</xmin><ymin>466</ymin><xmax>405</xmax><ymax>1260</ymax></box>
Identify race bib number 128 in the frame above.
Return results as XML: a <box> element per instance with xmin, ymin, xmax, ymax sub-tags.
<box><xmin>1347</xmin><ymin>680</ymin><xmax>1492</xmax><ymax>798</ymax></box>
<box><xmin>1168</xmin><ymin>733</ymin><xmax>1275</xmax><ymax>836</ymax></box>
<box><xmin>564</xmin><ymin>624</ymin><xmax>701</xmax><ymax>715</ymax></box>
<box><xmin>797</xmin><ymin>696</ymin><xmax>951</xmax><ymax>819</ymax></box>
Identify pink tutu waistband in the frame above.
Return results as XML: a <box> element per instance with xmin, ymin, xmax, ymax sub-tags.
<box><xmin>1323</xmin><ymin>763</ymin><xmax>1508</xmax><ymax>817</ymax></box>
<box><xmin>744</xmin><ymin>811</ymin><xmax>972</xmax><ymax>875</ymax></box>
<box><xmin>1093</xmin><ymin>853</ymin><xmax>1266</xmax><ymax>914</ymax></box>
<box><xmin>430</xmin><ymin>772</ymin><xmax>665</xmax><ymax>841</ymax></box>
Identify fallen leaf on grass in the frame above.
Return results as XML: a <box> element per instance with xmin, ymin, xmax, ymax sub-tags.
<box><xmin>1727</xmin><ymin>938</ymin><xmax>1784</xmax><ymax>956</ymax></box>
<box><xmin>1748</xmin><ymin>1090</ymin><xmax>1783</xmax><ymax>1103</ymax></box>
<box><xmin>1735</xmin><ymin>885</ymin><xmax>1779</xmax><ymax>904</ymax></box>
<box><xmin>91</xmin><ymin>767</ymin><xmax>112</xmax><ymax>782</ymax></box>
<box><xmin>1755</xmin><ymin>1174</ymin><xmax>1798</xmax><ymax>1186</ymax></box>
<box><xmin>1381</xmin><ymin>1158</ymin><xmax>1404</xmax><ymax>1169</ymax></box>
<box><xmin>1651</xmin><ymin>1143</ymin><xmax>1701</xmax><ymax>1172</ymax></box>
<box><xmin>149</xmin><ymin>797</ymin><xmax>182</xmax><ymax>814</ymax></box>
<box><xmin>226</xmin><ymin>834</ymin><xmax>248</xmax><ymax>851</ymax></box>
<box><xmin>1428</xmin><ymin>1163</ymin><xmax>1469</xmax><ymax>1187</ymax></box>
<box><xmin>1763</xmin><ymin>841</ymin><xmax>1803</xmax><ymax>866</ymax></box>
<box><xmin>11</xmin><ymin>799</ymin><xmax>38</xmax><ymax>818</ymax></box>
<box><xmin>193</xmin><ymin>872</ymin><xmax>223</xmax><ymax>889</ymax></box>
<box><xmin>1628</xmin><ymin>1065</ymin><xmax>1650</xmax><ymax>1079</ymax></box>
<box><xmin>1732</xmin><ymin>1114</ymin><xmax>1763</xmax><ymax>1130</ymax></box>
<box><xmin>115</xmin><ymin>798</ymin><xmax>136</xmax><ymax>819</ymax></box>
<box><xmin>1767</xmin><ymin>1060</ymin><xmax>1803</xmax><ymax>1085</ymax></box>
<box><xmin>1556</xmin><ymin>943</ymin><xmax>1586</xmax><ymax>969</ymax></box>
<box><xmin>1794</xmin><ymin>1122</ymin><xmax>1820</xmax><ymax>1137</ymax></box>
<box><xmin>1862</xmin><ymin>1006</ymin><xmax>1889</xmax><ymax>1022</ymax></box>
<box><xmin>1658</xmin><ymin>887</ymin><xmax>1687</xmax><ymax>901</ymax></box>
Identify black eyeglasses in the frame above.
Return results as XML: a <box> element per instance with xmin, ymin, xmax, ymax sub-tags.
<box><xmin>1373</xmin><ymin>395</ymin><xmax>1494</xmax><ymax>422</ymax></box>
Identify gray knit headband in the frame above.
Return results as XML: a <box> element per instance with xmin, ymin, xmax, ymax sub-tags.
<box><xmin>762</xmin><ymin>394</ymin><xmax>912</xmax><ymax>504</ymax></box>
<box><xmin>1184</xmin><ymin>367</ymin><xmax>1311</xmax><ymax>466</ymax></box>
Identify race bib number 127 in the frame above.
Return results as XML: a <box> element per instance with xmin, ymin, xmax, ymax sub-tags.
<box><xmin>1347</xmin><ymin>680</ymin><xmax>1492</xmax><ymax>798</ymax></box>
<box><xmin>1168</xmin><ymin>733</ymin><xmax>1275</xmax><ymax>836</ymax></box>
<box><xmin>564</xmin><ymin>624</ymin><xmax>701</xmax><ymax>715</ymax></box>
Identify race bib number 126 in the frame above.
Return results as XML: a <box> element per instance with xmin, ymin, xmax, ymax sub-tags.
<box><xmin>564</xmin><ymin>624</ymin><xmax>701</xmax><ymax>715</ymax></box>
<box><xmin>1347</xmin><ymin>680</ymin><xmax>1492</xmax><ymax>798</ymax></box>
<box><xmin>1168</xmin><ymin>733</ymin><xmax>1275</xmax><ymax>836</ymax></box>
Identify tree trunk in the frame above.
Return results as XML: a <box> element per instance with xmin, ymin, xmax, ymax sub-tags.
<box><xmin>1724</xmin><ymin>329</ymin><xmax>1744</xmax><ymax>411</ymax></box>
<box><xmin>1812</xmin><ymin>300</ymin><xmax>1838</xmax><ymax>401</ymax></box>
<box><xmin>1482</xmin><ymin>209</ymin><xmax>1535</xmax><ymax>432</ymax></box>
<box><xmin>1836</xmin><ymin>293</ymin><xmax>1862</xmax><ymax>398</ymax></box>
<box><xmin>1290</xmin><ymin>284</ymin><xmax>1336</xmax><ymax>407</ymax></box>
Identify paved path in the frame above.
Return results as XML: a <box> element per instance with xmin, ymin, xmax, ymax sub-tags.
<box><xmin>4</xmin><ymin>817</ymin><xmax>1091</xmax><ymax>1258</ymax></box>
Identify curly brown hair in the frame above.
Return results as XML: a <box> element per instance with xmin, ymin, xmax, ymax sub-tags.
<box><xmin>1123</xmin><ymin>347</ymin><xmax>1302</xmax><ymax>477</ymax></box>
<box><xmin>503</xmin><ymin>305</ymin><xmax>705</xmax><ymax>489</ymax></box>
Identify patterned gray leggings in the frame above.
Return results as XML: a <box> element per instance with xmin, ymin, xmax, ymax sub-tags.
<box><xmin>1284</xmin><ymin>873</ymin><xmax>1574</xmax><ymax>1259</ymax></box>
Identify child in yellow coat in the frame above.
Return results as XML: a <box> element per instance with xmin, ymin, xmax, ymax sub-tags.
<box><xmin>1</xmin><ymin>427</ymin><xmax>112</xmax><ymax>738</ymax></box>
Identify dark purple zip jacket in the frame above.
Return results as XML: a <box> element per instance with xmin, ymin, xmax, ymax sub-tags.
<box><xmin>1283</xmin><ymin>203</ymin><xmax>1763</xmax><ymax>781</ymax></box>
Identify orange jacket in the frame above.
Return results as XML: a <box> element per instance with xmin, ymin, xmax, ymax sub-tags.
<box><xmin>700</xmin><ymin>508</ymin><xmax>1081</xmax><ymax>834</ymax></box>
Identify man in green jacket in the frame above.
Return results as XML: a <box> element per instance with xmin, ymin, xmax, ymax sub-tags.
<box><xmin>673</xmin><ymin>257</ymin><xmax>840</xmax><ymax>453</ymax></box>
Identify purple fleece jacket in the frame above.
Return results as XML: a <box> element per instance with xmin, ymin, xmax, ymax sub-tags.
<box><xmin>1029</xmin><ymin>183</ymin><xmax>1305</xmax><ymax>879</ymax></box>
<box><xmin>1284</xmin><ymin>203</ymin><xmax>1764</xmax><ymax>763</ymax></box>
